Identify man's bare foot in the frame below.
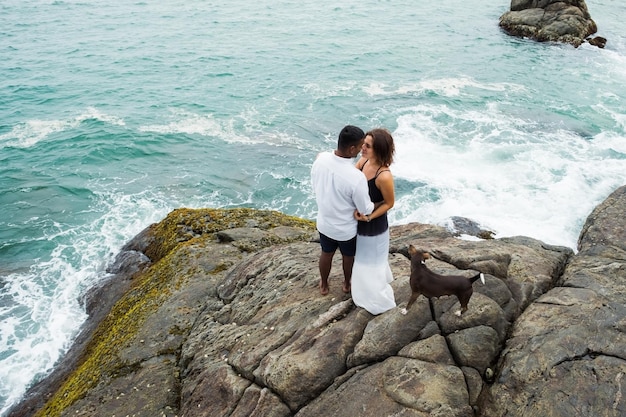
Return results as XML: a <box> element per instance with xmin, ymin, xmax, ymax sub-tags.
<box><xmin>342</xmin><ymin>281</ymin><xmax>351</xmax><ymax>293</ymax></box>
<box><xmin>320</xmin><ymin>282</ymin><xmax>329</xmax><ymax>296</ymax></box>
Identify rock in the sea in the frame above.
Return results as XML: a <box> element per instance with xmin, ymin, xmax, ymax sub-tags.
<box><xmin>499</xmin><ymin>0</ymin><xmax>601</xmax><ymax>47</ymax></box>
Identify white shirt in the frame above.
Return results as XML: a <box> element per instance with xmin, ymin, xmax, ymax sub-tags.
<box><xmin>311</xmin><ymin>151</ymin><xmax>374</xmax><ymax>241</ymax></box>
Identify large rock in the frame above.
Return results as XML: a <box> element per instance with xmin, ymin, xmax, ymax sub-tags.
<box><xmin>481</xmin><ymin>185</ymin><xmax>626</xmax><ymax>417</ymax></box>
<box><xmin>499</xmin><ymin>0</ymin><xmax>603</xmax><ymax>47</ymax></box>
<box><xmin>7</xmin><ymin>186</ymin><xmax>626</xmax><ymax>417</ymax></box>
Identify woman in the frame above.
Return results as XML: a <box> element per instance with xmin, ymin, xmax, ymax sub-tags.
<box><xmin>352</xmin><ymin>128</ymin><xmax>396</xmax><ymax>315</ymax></box>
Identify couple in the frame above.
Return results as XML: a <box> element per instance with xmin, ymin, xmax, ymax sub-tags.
<box><xmin>310</xmin><ymin>125</ymin><xmax>396</xmax><ymax>315</ymax></box>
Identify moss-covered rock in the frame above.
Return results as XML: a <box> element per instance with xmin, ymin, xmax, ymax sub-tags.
<box><xmin>143</xmin><ymin>208</ymin><xmax>316</xmax><ymax>262</ymax></box>
<box><xmin>26</xmin><ymin>208</ymin><xmax>316</xmax><ymax>417</ymax></box>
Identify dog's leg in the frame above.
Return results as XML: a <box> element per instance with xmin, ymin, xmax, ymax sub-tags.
<box><xmin>455</xmin><ymin>305</ymin><xmax>468</xmax><ymax>317</ymax></box>
<box><xmin>401</xmin><ymin>291</ymin><xmax>420</xmax><ymax>315</ymax></box>
<box><xmin>455</xmin><ymin>290</ymin><xmax>473</xmax><ymax>316</ymax></box>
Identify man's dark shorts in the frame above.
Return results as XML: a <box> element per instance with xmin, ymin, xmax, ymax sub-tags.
<box><xmin>319</xmin><ymin>233</ymin><xmax>357</xmax><ymax>257</ymax></box>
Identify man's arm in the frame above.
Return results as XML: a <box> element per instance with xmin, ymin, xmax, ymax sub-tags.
<box><xmin>353</xmin><ymin>175</ymin><xmax>374</xmax><ymax>216</ymax></box>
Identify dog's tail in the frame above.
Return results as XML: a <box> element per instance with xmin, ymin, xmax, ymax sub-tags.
<box><xmin>470</xmin><ymin>272</ymin><xmax>485</xmax><ymax>285</ymax></box>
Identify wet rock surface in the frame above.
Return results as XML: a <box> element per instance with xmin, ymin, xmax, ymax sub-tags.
<box><xmin>8</xmin><ymin>187</ymin><xmax>626</xmax><ymax>416</ymax></box>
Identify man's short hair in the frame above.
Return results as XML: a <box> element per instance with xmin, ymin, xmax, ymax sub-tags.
<box><xmin>337</xmin><ymin>125</ymin><xmax>365</xmax><ymax>150</ymax></box>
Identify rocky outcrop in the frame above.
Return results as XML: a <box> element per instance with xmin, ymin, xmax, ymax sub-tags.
<box><xmin>499</xmin><ymin>0</ymin><xmax>605</xmax><ymax>48</ymax></box>
<box><xmin>7</xmin><ymin>187</ymin><xmax>626</xmax><ymax>417</ymax></box>
<box><xmin>482</xmin><ymin>185</ymin><xmax>626</xmax><ymax>417</ymax></box>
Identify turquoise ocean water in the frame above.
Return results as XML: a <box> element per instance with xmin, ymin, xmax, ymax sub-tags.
<box><xmin>1</xmin><ymin>0</ymin><xmax>625</xmax><ymax>413</ymax></box>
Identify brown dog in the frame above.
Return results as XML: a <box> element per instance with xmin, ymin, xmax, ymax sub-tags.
<box><xmin>401</xmin><ymin>245</ymin><xmax>485</xmax><ymax>316</ymax></box>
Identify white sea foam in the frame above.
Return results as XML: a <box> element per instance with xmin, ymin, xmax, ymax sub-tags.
<box><xmin>139</xmin><ymin>108</ymin><xmax>311</xmax><ymax>149</ymax></box>
<box><xmin>140</xmin><ymin>110</ymin><xmax>226</xmax><ymax>136</ymax></box>
<box><xmin>0</xmin><ymin>182</ymin><xmax>230</xmax><ymax>414</ymax></box>
<box><xmin>302</xmin><ymin>81</ymin><xmax>359</xmax><ymax>100</ymax></box>
<box><xmin>390</xmin><ymin>104</ymin><xmax>625</xmax><ymax>249</ymax></box>
<box><xmin>0</xmin><ymin>107</ymin><xmax>125</xmax><ymax>149</ymax></box>
<box><xmin>363</xmin><ymin>78</ymin><xmax>526</xmax><ymax>98</ymax></box>
<box><xmin>76</xmin><ymin>107</ymin><xmax>126</xmax><ymax>127</ymax></box>
<box><xmin>0</xmin><ymin>257</ymin><xmax>87</xmax><ymax>413</ymax></box>
<box><xmin>0</xmin><ymin>119</ymin><xmax>69</xmax><ymax>149</ymax></box>
<box><xmin>0</xmin><ymin>189</ymin><xmax>175</xmax><ymax>415</ymax></box>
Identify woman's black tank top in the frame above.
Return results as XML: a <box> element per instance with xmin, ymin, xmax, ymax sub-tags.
<box><xmin>357</xmin><ymin>160</ymin><xmax>389</xmax><ymax>237</ymax></box>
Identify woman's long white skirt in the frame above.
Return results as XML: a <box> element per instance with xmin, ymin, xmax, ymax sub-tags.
<box><xmin>351</xmin><ymin>230</ymin><xmax>396</xmax><ymax>315</ymax></box>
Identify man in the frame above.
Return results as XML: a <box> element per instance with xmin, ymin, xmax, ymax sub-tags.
<box><xmin>311</xmin><ymin>125</ymin><xmax>374</xmax><ymax>295</ymax></box>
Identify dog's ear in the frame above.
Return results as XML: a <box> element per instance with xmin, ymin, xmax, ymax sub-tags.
<box><xmin>423</xmin><ymin>252</ymin><xmax>431</xmax><ymax>260</ymax></box>
<box><xmin>408</xmin><ymin>245</ymin><xmax>417</xmax><ymax>256</ymax></box>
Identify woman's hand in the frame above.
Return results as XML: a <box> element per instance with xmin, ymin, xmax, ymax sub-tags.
<box><xmin>354</xmin><ymin>210</ymin><xmax>369</xmax><ymax>221</ymax></box>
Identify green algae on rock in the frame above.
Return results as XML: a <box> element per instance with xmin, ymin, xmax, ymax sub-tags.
<box><xmin>143</xmin><ymin>208</ymin><xmax>316</xmax><ymax>262</ymax></box>
<box><xmin>31</xmin><ymin>208</ymin><xmax>316</xmax><ymax>417</ymax></box>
